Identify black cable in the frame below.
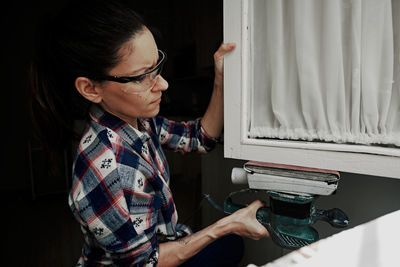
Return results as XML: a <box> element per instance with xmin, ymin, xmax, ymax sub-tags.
<box><xmin>203</xmin><ymin>193</ymin><xmax>225</xmax><ymax>212</ymax></box>
<box><xmin>181</xmin><ymin>193</ymin><xmax>224</xmax><ymax>225</ymax></box>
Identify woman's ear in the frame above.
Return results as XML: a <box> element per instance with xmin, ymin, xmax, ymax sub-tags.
<box><xmin>75</xmin><ymin>77</ymin><xmax>103</xmax><ymax>103</ymax></box>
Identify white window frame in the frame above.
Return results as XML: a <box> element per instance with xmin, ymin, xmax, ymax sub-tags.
<box><xmin>223</xmin><ymin>0</ymin><xmax>400</xmax><ymax>179</ymax></box>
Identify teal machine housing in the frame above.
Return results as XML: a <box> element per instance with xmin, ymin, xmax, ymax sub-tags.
<box><xmin>210</xmin><ymin>161</ymin><xmax>349</xmax><ymax>250</ymax></box>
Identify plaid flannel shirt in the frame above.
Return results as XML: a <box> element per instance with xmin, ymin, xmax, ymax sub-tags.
<box><xmin>68</xmin><ymin>105</ymin><xmax>217</xmax><ymax>267</ymax></box>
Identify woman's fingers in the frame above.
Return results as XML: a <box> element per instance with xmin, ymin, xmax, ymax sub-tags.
<box><xmin>213</xmin><ymin>43</ymin><xmax>236</xmax><ymax>77</ymax></box>
<box><xmin>214</xmin><ymin>42</ymin><xmax>236</xmax><ymax>61</ymax></box>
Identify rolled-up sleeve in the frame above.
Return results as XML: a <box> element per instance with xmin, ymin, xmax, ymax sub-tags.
<box><xmin>153</xmin><ymin>116</ymin><xmax>218</xmax><ymax>154</ymax></box>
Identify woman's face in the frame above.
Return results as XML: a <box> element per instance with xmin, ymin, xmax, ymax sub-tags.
<box><xmin>96</xmin><ymin>28</ymin><xmax>168</xmax><ymax>128</ymax></box>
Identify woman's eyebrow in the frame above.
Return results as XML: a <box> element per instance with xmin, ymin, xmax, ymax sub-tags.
<box><xmin>125</xmin><ymin>55</ymin><xmax>159</xmax><ymax>76</ymax></box>
<box><xmin>128</xmin><ymin>65</ymin><xmax>152</xmax><ymax>75</ymax></box>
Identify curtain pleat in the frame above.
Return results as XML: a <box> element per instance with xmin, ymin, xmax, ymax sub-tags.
<box><xmin>249</xmin><ymin>0</ymin><xmax>400</xmax><ymax>146</ymax></box>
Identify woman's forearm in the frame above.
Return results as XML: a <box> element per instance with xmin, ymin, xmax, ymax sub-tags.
<box><xmin>157</xmin><ymin>217</ymin><xmax>232</xmax><ymax>267</ymax></box>
<box><xmin>157</xmin><ymin>200</ymin><xmax>269</xmax><ymax>267</ymax></box>
<box><xmin>200</xmin><ymin>43</ymin><xmax>236</xmax><ymax>139</ymax></box>
<box><xmin>200</xmin><ymin>79</ymin><xmax>224</xmax><ymax>138</ymax></box>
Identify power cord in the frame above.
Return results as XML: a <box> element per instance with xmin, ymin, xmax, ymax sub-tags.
<box><xmin>181</xmin><ymin>193</ymin><xmax>224</xmax><ymax>225</ymax></box>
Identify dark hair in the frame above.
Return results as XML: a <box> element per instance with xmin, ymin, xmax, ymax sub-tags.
<box><xmin>29</xmin><ymin>0</ymin><xmax>146</xmax><ymax>164</ymax></box>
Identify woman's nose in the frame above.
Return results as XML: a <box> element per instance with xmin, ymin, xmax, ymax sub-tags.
<box><xmin>152</xmin><ymin>75</ymin><xmax>168</xmax><ymax>92</ymax></box>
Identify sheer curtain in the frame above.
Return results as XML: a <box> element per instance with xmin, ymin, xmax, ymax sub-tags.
<box><xmin>249</xmin><ymin>0</ymin><xmax>400</xmax><ymax>147</ymax></box>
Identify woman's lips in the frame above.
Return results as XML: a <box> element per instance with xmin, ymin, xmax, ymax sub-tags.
<box><xmin>151</xmin><ymin>97</ymin><xmax>162</xmax><ymax>105</ymax></box>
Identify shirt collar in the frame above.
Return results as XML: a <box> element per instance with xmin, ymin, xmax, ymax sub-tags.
<box><xmin>89</xmin><ymin>104</ymin><xmax>150</xmax><ymax>153</ymax></box>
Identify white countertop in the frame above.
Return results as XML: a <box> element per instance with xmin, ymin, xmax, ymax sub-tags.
<box><xmin>249</xmin><ymin>209</ymin><xmax>400</xmax><ymax>267</ymax></box>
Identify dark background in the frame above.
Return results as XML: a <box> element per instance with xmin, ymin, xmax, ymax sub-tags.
<box><xmin>3</xmin><ymin>1</ymin><xmax>223</xmax><ymax>266</ymax></box>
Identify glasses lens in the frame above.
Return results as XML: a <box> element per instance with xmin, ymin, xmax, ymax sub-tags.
<box><xmin>118</xmin><ymin>50</ymin><xmax>166</xmax><ymax>94</ymax></box>
<box><xmin>122</xmin><ymin>76</ymin><xmax>153</xmax><ymax>94</ymax></box>
<box><xmin>149</xmin><ymin>65</ymin><xmax>163</xmax><ymax>81</ymax></box>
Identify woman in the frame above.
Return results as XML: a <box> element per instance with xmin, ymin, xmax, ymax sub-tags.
<box><xmin>29</xmin><ymin>0</ymin><xmax>269</xmax><ymax>266</ymax></box>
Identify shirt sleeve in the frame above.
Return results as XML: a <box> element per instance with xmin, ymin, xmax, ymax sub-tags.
<box><xmin>152</xmin><ymin>116</ymin><xmax>218</xmax><ymax>154</ymax></box>
<box><xmin>69</xmin><ymin>145</ymin><xmax>161</xmax><ymax>267</ymax></box>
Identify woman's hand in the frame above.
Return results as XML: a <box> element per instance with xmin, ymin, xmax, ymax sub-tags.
<box><xmin>200</xmin><ymin>42</ymin><xmax>236</xmax><ymax>138</ymax></box>
<box><xmin>213</xmin><ymin>42</ymin><xmax>236</xmax><ymax>87</ymax></box>
<box><xmin>220</xmin><ymin>200</ymin><xmax>270</xmax><ymax>240</ymax></box>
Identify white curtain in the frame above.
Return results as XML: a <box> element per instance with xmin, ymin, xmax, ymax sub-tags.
<box><xmin>249</xmin><ymin>0</ymin><xmax>400</xmax><ymax>147</ymax></box>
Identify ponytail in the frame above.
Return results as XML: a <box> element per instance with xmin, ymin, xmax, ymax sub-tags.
<box><xmin>28</xmin><ymin>0</ymin><xmax>146</xmax><ymax>170</ymax></box>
